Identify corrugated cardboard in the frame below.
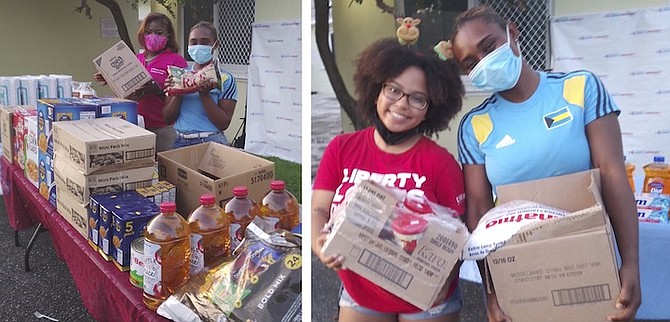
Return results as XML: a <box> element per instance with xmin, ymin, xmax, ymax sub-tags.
<box><xmin>52</xmin><ymin>117</ymin><xmax>155</xmax><ymax>174</ymax></box>
<box><xmin>55</xmin><ymin>189</ymin><xmax>88</xmax><ymax>237</ymax></box>
<box><xmin>321</xmin><ymin>180</ymin><xmax>469</xmax><ymax>310</ymax></box>
<box><xmin>0</xmin><ymin>105</ymin><xmax>16</xmax><ymax>162</ymax></box>
<box><xmin>93</xmin><ymin>41</ymin><xmax>151</xmax><ymax>99</ymax></box>
<box><xmin>157</xmin><ymin>142</ymin><xmax>275</xmax><ymax>216</ymax></box>
<box><xmin>53</xmin><ymin>154</ymin><xmax>156</xmax><ymax>205</ymax></box>
<box><xmin>487</xmin><ymin>170</ymin><xmax>621</xmax><ymax>322</ymax></box>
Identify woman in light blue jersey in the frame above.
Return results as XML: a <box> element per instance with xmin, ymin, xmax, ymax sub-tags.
<box><xmin>449</xmin><ymin>6</ymin><xmax>640</xmax><ymax>322</ymax></box>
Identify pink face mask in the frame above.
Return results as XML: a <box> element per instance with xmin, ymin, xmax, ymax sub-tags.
<box><xmin>144</xmin><ymin>34</ymin><xmax>168</xmax><ymax>52</ymax></box>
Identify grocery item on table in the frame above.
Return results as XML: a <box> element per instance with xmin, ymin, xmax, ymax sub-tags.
<box><xmin>156</xmin><ymin>224</ymin><xmax>302</xmax><ymax>322</ymax></box>
<box><xmin>187</xmin><ymin>194</ymin><xmax>230</xmax><ymax>276</ymax></box>
<box><xmin>625</xmin><ymin>156</ymin><xmax>636</xmax><ymax>193</ymax></box>
<box><xmin>463</xmin><ymin>200</ymin><xmax>568</xmax><ymax>260</ymax></box>
<box><xmin>143</xmin><ymin>202</ymin><xmax>191</xmax><ymax>311</ymax></box>
<box><xmin>636</xmin><ymin>193</ymin><xmax>669</xmax><ymax>223</ymax></box>
<box><xmin>258</xmin><ymin>180</ymin><xmax>300</xmax><ymax>232</ymax></box>
<box><xmin>643</xmin><ymin>155</ymin><xmax>670</xmax><ymax>195</ymax></box>
<box><xmin>224</xmin><ymin>186</ymin><xmax>260</xmax><ymax>252</ymax></box>
<box><xmin>130</xmin><ymin>237</ymin><xmax>145</xmax><ymax>288</ymax></box>
<box><xmin>166</xmin><ymin>60</ymin><xmax>228</xmax><ymax>96</ymax></box>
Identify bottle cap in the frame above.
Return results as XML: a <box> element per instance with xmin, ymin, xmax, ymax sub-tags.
<box><xmin>654</xmin><ymin>156</ymin><xmax>665</xmax><ymax>163</ymax></box>
<box><xmin>271</xmin><ymin>180</ymin><xmax>286</xmax><ymax>190</ymax></box>
<box><xmin>160</xmin><ymin>202</ymin><xmax>177</xmax><ymax>213</ymax></box>
<box><xmin>391</xmin><ymin>213</ymin><xmax>428</xmax><ymax>235</ymax></box>
<box><xmin>200</xmin><ymin>194</ymin><xmax>215</xmax><ymax>205</ymax></box>
<box><xmin>233</xmin><ymin>186</ymin><xmax>248</xmax><ymax>197</ymax></box>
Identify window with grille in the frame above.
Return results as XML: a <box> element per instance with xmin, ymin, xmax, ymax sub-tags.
<box><xmin>214</xmin><ymin>0</ymin><xmax>255</xmax><ymax>79</ymax></box>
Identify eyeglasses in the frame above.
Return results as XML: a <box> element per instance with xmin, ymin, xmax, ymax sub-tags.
<box><xmin>382</xmin><ymin>83</ymin><xmax>429</xmax><ymax>110</ymax></box>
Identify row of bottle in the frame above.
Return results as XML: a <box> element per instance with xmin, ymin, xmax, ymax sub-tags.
<box><xmin>141</xmin><ymin>180</ymin><xmax>300</xmax><ymax>310</ymax></box>
<box><xmin>626</xmin><ymin>155</ymin><xmax>670</xmax><ymax>194</ymax></box>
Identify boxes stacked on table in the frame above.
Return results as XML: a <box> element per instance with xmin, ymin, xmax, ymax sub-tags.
<box><xmin>0</xmin><ymin>74</ymin><xmax>72</xmax><ymax>107</ymax></box>
<box><xmin>9</xmin><ymin>105</ymin><xmax>38</xmax><ymax>187</ymax></box>
<box><xmin>53</xmin><ymin>117</ymin><xmax>155</xmax><ymax>237</ymax></box>
<box><xmin>89</xmin><ymin>190</ymin><xmax>159</xmax><ymax>270</ymax></box>
<box><xmin>37</xmin><ymin>97</ymin><xmax>138</xmax><ymax>206</ymax></box>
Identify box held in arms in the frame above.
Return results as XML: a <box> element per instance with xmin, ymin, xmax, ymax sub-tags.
<box><xmin>157</xmin><ymin>142</ymin><xmax>275</xmax><ymax>217</ymax></box>
<box><xmin>52</xmin><ymin>117</ymin><xmax>155</xmax><ymax>175</ymax></box>
<box><xmin>53</xmin><ymin>154</ymin><xmax>156</xmax><ymax>205</ymax></box>
<box><xmin>486</xmin><ymin>170</ymin><xmax>620</xmax><ymax>322</ymax></box>
<box><xmin>321</xmin><ymin>180</ymin><xmax>469</xmax><ymax>310</ymax></box>
<box><xmin>93</xmin><ymin>40</ymin><xmax>151</xmax><ymax>99</ymax></box>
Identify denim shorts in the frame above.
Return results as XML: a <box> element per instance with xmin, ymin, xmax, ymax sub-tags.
<box><xmin>339</xmin><ymin>284</ymin><xmax>462</xmax><ymax>320</ymax></box>
<box><xmin>173</xmin><ymin>131</ymin><xmax>228</xmax><ymax>149</ymax></box>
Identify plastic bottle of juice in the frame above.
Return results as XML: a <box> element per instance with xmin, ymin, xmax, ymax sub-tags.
<box><xmin>643</xmin><ymin>156</ymin><xmax>670</xmax><ymax>195</ymax></box>
<box><xmin>224</xmin><ymin>186</ymin><xmax>260</xmax><ymax>251</ymax></box>
<box><xmin>624</xmin><ymin>156</ymin><xmax>636</xmax><ymax>193</ymax></box>
<box><xmin>143</xmin><ymin>202</ymin><xmax>191</xmax><ymax>311</ymax></box>
<box><xmin>259</xmin><ymin>180</ymin><xmax>300</xmax><ymax>231</ymax></box>
<box><xmin>187</xmin><ymin>194</ymin><xmax>230</xmax><ymax>276</ymax></box>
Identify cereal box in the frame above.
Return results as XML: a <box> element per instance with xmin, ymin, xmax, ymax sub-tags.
<box><xmin>24</xmin><ymin>116</ymin><xmax>39</xmax><ymax>188</ymax></box>
<box><xmin>37</xmin><ymin>98</ymin><xmax>97</xmax><ymax>156</ymax></box>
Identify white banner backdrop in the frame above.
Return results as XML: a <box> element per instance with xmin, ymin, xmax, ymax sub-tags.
<box><xmin>551</xmin><ymin>7</ymin><xmax>670</xmax><ymax>187</ymax></box>
<box><xmin>245</xmin><ymin>20</ymin><xmax>302</xmax><ymax>164</ymax></box>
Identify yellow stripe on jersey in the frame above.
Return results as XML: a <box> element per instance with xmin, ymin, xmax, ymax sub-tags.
<box><xmin>563</xmin><ymin>75</ymin><xmax>586</xmax><ymax>108</ymax></box>
<box><xmin>553</xmin><ymin>111</ymin><xmax>571</xmax><ymax>122</ymax></box>
<box><xmin>472</xmin><ymin>113</ymin><xmax>493</xmax><ymax>145</ymax></box>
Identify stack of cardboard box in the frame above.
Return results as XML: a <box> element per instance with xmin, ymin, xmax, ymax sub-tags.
<box><xmin>53</xmin><ymin>117</ymin><xmax>156</xmax><ymax>237</ymax></box>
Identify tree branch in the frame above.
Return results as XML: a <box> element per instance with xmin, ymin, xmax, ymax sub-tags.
<box><xmin>74</xmin><ymin>0</ymin><xmax>93</xmax><ymax>19</ymax></box>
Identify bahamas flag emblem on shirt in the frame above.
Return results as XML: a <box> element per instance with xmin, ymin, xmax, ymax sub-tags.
<box><xmin>544</xmin><ymin>107</ymin><xmax>573</xmax><ymax>130</ymax></box>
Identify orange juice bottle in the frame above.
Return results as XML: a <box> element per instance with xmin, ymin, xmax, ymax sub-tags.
<box><xmin>260</xmin><ymin>180</ymin><xmax>300</xmax><ymax>231</ymax></box>
<box><xmin>187</xmin><ymin>194</ymin><xmax>230</xmax><ymax>276</ymax></box>
<box><xmin>642</xmin><ymin>156</ymin><xmax>670</xmax><ymax>195</ymax></box>
<box><xmin>624</xmin><ymin>156</ymin><xmax>636</xmax><ymax>193</ymax></box>
<box><xmin>224</xmin><ymin>186</ymin><xmax>260</xmax><ymax>251</ymax></box>
<box><xmin>143</xmin><ymin>202</ymin><xmax>191</xmax><ymax>310</ymax></box>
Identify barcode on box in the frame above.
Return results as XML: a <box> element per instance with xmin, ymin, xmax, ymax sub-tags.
<box><xmin>126</xmin><ymin>148</ymin><xmax>154</xmax><ymax>160</ymax></box>
<box><xmin>121</xmin><ymin>72</ymin><xmax>148</xmax><ymax>91</ymax></box>
<box><xmin>125</xmin><ymin>179</ymin><xmax>153</xmax><ymax>191</ymax></box>
<box><xmin>552</xmin><ymin>284</ymin><xmax>611</xmax><ymax>306</ymax></box>
<box><xmin>359</xmin><ymin>249</ymin><xmax>412</xmax><ymax>289</ymax></box>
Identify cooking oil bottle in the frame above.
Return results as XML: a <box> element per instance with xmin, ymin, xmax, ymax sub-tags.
<box><xmin>143</xmin><ymin>202</ymin><xmax>191</xmax><ymax>311</ymax></box>
<box><xmin>224</xmin><ymin>186</ymin><xmax>260</xmax><ymax>251</ymax></box>
<box><xmin>625</xmin><ymin>156</ymin><xmax>636</xmax><ymax>193</ymax></box>
<box><xmin>643</xmin><ymin>155</ymin><xmax>670</xmax><ymax>195</ymax></box>
<box><xmin>259</xmin><ymin>180</ymin><xmax>300</xmax><ymax>231</ymax></box>
<box><xmin>187</xmin><ymin>194</ymin><xmax>230</xmax><ymax>276</ymax></box>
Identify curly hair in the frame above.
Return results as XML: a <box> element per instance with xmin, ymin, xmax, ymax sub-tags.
<box><xmin>353</xmin><ymin>38</ymin><xmax>464</xmax><ymax>138</ymax></box>
<box><xmin>137</xmin><ymin>12</ymin><xmax>180</xmax><ymax>53</ymax></box>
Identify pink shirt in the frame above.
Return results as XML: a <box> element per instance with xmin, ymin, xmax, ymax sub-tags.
<box><xmin>137</xmin><ymin>51</ymin><xmax>187</xmax><ymax>129</ymax></box>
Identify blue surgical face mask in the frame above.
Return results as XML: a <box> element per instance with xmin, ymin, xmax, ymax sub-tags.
<box><xmin>468</xmin><ymin>25</ymin><xmax>522</xmax><ymax>92</ymax></box>
<box><xmin>188</xmin><ymin>45</ymin><xmax>214</xmax><ymax>64</ymax></box>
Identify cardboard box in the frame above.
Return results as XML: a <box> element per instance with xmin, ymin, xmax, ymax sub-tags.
<box><xmin>93</xmin><ymin>41</ymin><xmax>151</xmax><ymax>99</ymax></box>
<box><xmin>56</xmin><ymin>189</ymin><xmax>88</xmax><ymax>238</ymax></box>
<box><xmin>24</xmin><ymin>116</ymin><xmax>38</xmax><ymax>188</ymax></box>
<box><xmin>157</xmin><ymin>142</ymin><xmax>275</xmax><ymax>216</ymax></box>
<box><xmin>54</xmin><ymin>154</ymin><xmax>156</xmax><ymax>205</ymax></box>
<box><xmin>38</xmin><ymin>149</ymin><xmax>56</xmax><ymax>206</ymax></box>
<box><xmin>37</xmin><ymin>98</ymin><xmax>98</xmax><ymax>156</ymax></box>
<box><xmin>53</xmin><ymin>117</ymin><xmax>155</xmax><ymax>175</ymax></box>
<box><xmin>80</xmin><ymin>97</ymin><xmax>138</xmax><ymax>125</ymax></box>
<box><xmin>321</xmin><ymin>181</ymin><xmax>469</xmax><ymax>310</ymax></box>
<box><xmin>487</xmin><ymin>170</ymin><xmax>620</xmax><ymax>322</ymax></box>
<box><xmin>0</xmin><ymin>105</ymin><xmax>16</xmax><ymax>162</ymax></box>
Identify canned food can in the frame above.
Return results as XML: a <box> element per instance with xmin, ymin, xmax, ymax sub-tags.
<box><xmin>129</xmin><ymin>237</ymin><xmax>144</xmax><ymax>288</ymax></box>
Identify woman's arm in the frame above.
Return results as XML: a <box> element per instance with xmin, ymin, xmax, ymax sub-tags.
<box><xmin>201</xmin><ymin>89</ymin><xmax>235</xmax><ymax>131</ymax></box>
<box><xmin>586</xmin><ymin>113</ymin><xmax>641</xmax><ymax>321</ymax></box>
<box><xmin>311</xmin><ymin>189</ymin><xmax>343</xmax><ymax>270</ymax></box>
<box><xmin>162</xmin><ymin>95</ymin><xmax>182</xmax><ymax>123</ymax></box>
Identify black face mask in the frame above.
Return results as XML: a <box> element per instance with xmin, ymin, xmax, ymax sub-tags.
<box><xmin>372</xmin><ymin>115</ymin><xmax>420</xmax><ymax>146</ymax></box>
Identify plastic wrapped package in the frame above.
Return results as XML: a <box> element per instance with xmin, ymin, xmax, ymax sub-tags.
<box><xmin>462</xmin><ymin>200</ymin><xmax>568</xmax><ymax>260</ymax></box>
<box><xmin>157</xmin><ymin>224</ymin><xmax>302</xmax><ymax>322</ymax></box>
<box><xmin>166</xmin><ymin>60</ymin><xmax>229</xmax><ymax>96</ymax></box>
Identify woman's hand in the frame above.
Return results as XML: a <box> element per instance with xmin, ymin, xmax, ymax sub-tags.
<box><xmin>93</xmin><ymin>72</ymin><xmax>107</xmax><ymax>86</ymax></box>
<box><xmin>486</xmin><ymin>291</ymin><xmax>511</xmax><ymax>322</ymax></box>
<box><xmin>315</xmin><ymin>233</ymin><xmax>344</xmax><ymax>271</ymax></box>
<box><xmin>606</xmin><ymin>263</ymin><xmax>641</xmax><ymax>321</ymax></box>
<box><xmin>197</xmin><ymin>80</ymin><xmax>218</xmax><ymax>93</ymax></box>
